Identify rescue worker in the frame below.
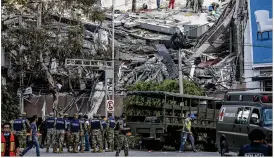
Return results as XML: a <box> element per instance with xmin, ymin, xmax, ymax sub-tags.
<box><xmin>78</xmin><ymin>113</ymin><xmax>85</xmax><ymax>153</ymax></box>
<box><xmin>90</xmin><ymin>114</ymin><xmax>103</xmax><ymax>153</ymax></box>
<box><xmin>84</xmin><ymin>114</ymin><xmax>90</xmax><ymax>151</ymax></box>
<box><xmin>64</xmin><ymin>113</ymin><xmax>70</xmax><ymax>150</ymax></box>
<box><xmin>106</xmin><ymin>113</ymin><xmax>115</xmax><ymax>152</ymax></box>
<box><xmin>101</xmin><ymin>117</ymin><xmax>108</xmax><ymax>150</ymax></box>
<box><xmin>115</xmin><ymin>113</ymin><xmax>129</xmax><ymax>157</ymax></box>
<box><xmin>179</xmin><ymin>113</ymin><xmax>197</xmax><ymax>152</ymax></box>
<box><xmin>45</xmin><ymin>112</ymin><xmax>56</xmax><ymax>153</ymax></box>
<box><xmin>11</xmin><ymin>114</ymin><xmax>26</xmax><ymax>148</ymax></box>
<box><xmin>238</xmin><ymin>129</ymin><xmax>272</xmax><ymax>156</ymax></box>
<box><xmin>55</xmin><ymin>113</ymin><xmax>66</xmax><ymax>153</ymax></box>
<box><xmin>69</xmin><ymin>113</ymin><xmax>81</xmax><ymax>153</ymax></box>
<box><xmin>1</xmin><ymin>122</ymin><xmax>20</xmax><ymax>156</ymax></box>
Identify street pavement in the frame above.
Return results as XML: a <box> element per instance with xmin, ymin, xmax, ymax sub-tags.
<box><xmin>21</xmin><ymin>148</ymin><xmax>238</xmax><ymax>157</ymax></box>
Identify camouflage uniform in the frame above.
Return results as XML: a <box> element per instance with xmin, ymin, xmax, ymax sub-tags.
<box><xmin>100</xmin><ymin>117</ymin><xmax>107</xmax><ymax>150</ymax></box>
<box><xmin>55</xmin><ymin>113</ymin><xmax>66</xmax><ymax>153</ymax></box>
<box><xmin>90</xmin><ymin>114</ymin><xmax>103</xmax><ymax>153</ymax></box>
<box><xmin>106</xmin><ymin>115</ymin><xmax>116</xmax><ymax>152</ymax></box>
<box><xmin>11</xmin><ymin>114</ymin><xmax>27</xmax><ymax>148</ymax></box>
<box><xmin>22</xmin><ymin>112</ymin><xmax>30</xmax><ymax>148</ymax></box>
<box><xmin>45</xmin><ymin>112</ymin><xmax>57</xmax><ymax>153</ymax></box>
<box><xmin>69</xmin><ymin>113</ymin><xmax>81</xmax><ymax>153</ymax></box>
<box><xmin>79</xmin><ymin>113</ymin><xmax>86</xmax><ymax>153</ymax></box>
<box><xmin>115</xmin><ymin>114</ymin><xmax>129</xmax><ymax>157</ymax></box>
<box><xmin>64</xmin><ymin>114</ymin><xmax>70</xmax><ymax>150</ymax></box>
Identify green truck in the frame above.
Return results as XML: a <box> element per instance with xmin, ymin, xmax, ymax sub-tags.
<box><xmin>124</xmin><ymin>91</ymin><xmax>223</xmax><ymax>151</ymax></box>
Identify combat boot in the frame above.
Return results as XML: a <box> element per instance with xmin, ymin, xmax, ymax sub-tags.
<box><xmin>99</xmin><ymin>147</ymin><xmax>103</xmax><ymax>153</ymax></box>
<box><xmin>53</xmin><ymin>146</ymin><xmax>58</xmax><ymax>153</ymax></box>
<box><xmin>74</xmin><ymin>145</ymin><xmax>79</xmax><ymax>153</ymax></box>
<box><xmin>46</xmin><ymin>145</ymin><xmax>49</xmax><ymax>153</ymax></box>
<box><xmin>80</xmin><ymin>146</ymin><xmax>84</xmax><ymax>153</ymax></box>
<box><xmin>92</xmin><ymin>146</ymin><xmax>96</xmax><ymax>153</ymax></box>
<box><xmin>59</xmin><ymin>146</ymin><xmax>63</xmax><ymax>153</ymax></box>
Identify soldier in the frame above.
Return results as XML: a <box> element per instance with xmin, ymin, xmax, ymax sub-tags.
<box><xmin>45</xmin><ymin>112</ymin><xmax>56</xmax><ymax>153</ymax></box>
<box><xmin>69</xmin><ymin>113</ymin><xmax>81</xmax><ymax>153</ymax></box>
<box><xmin>55</xmin><ymin>113</ymin><xmax>66</xmax><ymax>153</ymax></box>
<box><xmin>22</xmin><ymin>112</ymin><xmax>30</xmax><ymax>148</ymax></box>
<box><xmin>40</xmin><ymin>115</ymin><xmax>49</xmax><ymax>149</ymax></box>
<box><xmin>114</xmin><ymin>117</ymin><xmax>120</xmax><ymax>150</ymax></box>
<box><xmin>11</xmin><ymin>114</ymin><xmax>26</xmax><ymax>148</ymax></box>
<box><xmin>106</xmin><ymin>113</ymin><xmax>115</xmax><ymax>152</ymax></box>
<box><xmin>78</xmin><ymin>113</ymin><xmax>85</xmax><ymax>153</ymax></box>
<box><xmin>64</xmin><ymin>113</ymin><xmax>70</xmax><ymax>150</ymax></box>
<box><xmin>90</xmin><ymin>114</ymin><xmax>103</xmax><ymax>153</ymax></box>
<box><xmin>101</xmin><ymin>117</ymin><xmax>107</xmax><ymax>150</ymax></box>
<box><xmin>84</xmin><ymin>114</ymin><xmax>90</xmax><ymax>151</ymax></box>
<box><xmin>115</xmin><ymin>113</ymin><xmax>130</xmax><ymax>157</ymax></box>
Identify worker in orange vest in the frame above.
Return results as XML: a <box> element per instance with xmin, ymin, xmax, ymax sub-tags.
<box><xmin>1</xmin><ymin>122</ymin><xmax>20</xmax><ymax>156</ymax></box>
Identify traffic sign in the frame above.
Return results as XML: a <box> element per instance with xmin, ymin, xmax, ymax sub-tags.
<box><xmin>106</xmin><ymin>100</ymin><xmax>114</xmax><ymax>112</ymax></box>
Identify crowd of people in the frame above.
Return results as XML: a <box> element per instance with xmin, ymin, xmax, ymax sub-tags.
<box><xmin>1</xmin><ymin>112</ymin><xmax>272</xmax><ymax>157</ymax></box>
<box><xmin>1</xmin><ymin>112</ymin><xmax>130</xmax><ymax>157</ymax></box>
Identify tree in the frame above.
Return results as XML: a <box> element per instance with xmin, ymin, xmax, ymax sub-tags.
<box><xmin>2</xmin><ymin>0</ymin><xmax>106</xmax><ymax>116</ymax></box>
<box><xmin>1</xmin><ymin>83</ymin><xmax>19</xmax><ymax>122</ymax></box>
<box><xmin>125</xmin><ymin>79</ymin><xmax>204</xmax><ymax>106</ymax></box>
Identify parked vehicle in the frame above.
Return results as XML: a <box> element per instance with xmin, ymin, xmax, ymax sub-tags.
<box><xmin>124</xmin><ymin>91</ymin><xmax>223</xmax><ymax>151</ymax></box>
<box><xmin>216</xmin><ymin>91</ymin><xmax>273</xmax><ymax>156</ymax></box>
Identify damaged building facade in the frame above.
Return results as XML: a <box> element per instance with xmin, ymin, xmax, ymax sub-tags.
<box><xmin>2</xmin><ymin>0</ymin><xmax>265</xmax><ymax>118</ymax></box>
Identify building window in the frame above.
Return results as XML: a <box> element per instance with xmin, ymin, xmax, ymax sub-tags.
<box><xmin>263</xmin><ymin>80</ymin><xmax>272</xmax><ymax>91</ymax></box>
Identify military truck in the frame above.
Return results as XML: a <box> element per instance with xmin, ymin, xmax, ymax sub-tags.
<box><xmin>124</xmin><ymin>91</ymin><xmax>223</xmax><ymax>151</ymax></box>
<box><xmin>216</xmin><ymin>91</ymin><xmax>273</xmax><ymax>156</ymax></box>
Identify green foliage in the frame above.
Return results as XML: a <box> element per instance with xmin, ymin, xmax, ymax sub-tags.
<box><xmin>1</xmin><ymin>83</ymin><xmax>19</xmax><ymax>122</ymax></box>
<box><xmin>124</xmin><ymin>79</ymin><xmax>204</xmax><ymax>114</ymax></box>
<box><xmin>127</xmin><ymin>79</ymin><xmax>204</xmax><ymax>96</ymax></box>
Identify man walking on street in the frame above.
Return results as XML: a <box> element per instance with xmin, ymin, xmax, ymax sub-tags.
<box><xmin>20</xmin><ymin>115</ymin><xmax>40</xmax><ymax>157</ymax></box>
<box><xmin>179</xmin><ymin>113</ymin><xmax>197</xmax><ymax>152</ymax></box>
<box><xmin>1</xmin><ymin>122</ymin><xmax>20</xmax><ymax>156</ymax></box>
<box><xmin>106</xmin><ymin>113</ymin><xmax>115</xmax><ymax>152</ymax></box>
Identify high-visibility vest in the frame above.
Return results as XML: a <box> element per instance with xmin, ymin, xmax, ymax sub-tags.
<box><xmin>1</xmin><ymin>133</ymin><xmax>16</xmax><ymax>156</ymax></box>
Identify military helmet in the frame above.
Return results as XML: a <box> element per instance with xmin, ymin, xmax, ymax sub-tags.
<box><xmin>93</xmin><ymin>113</ymin><xmax>98</xmax><ymax>118</ymax></box>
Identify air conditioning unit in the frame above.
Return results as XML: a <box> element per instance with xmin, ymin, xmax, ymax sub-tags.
<box><xmin>183</xmin><ymin>24</ymin><xmax>209</xmax><ymax>39</ymax></box>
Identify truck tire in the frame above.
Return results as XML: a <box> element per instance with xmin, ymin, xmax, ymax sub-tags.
<box><xmin>220</xmin><ymin>140</ymin><xmax>228</xmax><ymax>156</ymax></box>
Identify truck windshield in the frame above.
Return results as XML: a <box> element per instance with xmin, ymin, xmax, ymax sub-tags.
<box><xmin>263</xmin><ymin>109</ymin><xmax>272</xmax><ymax>126</ymax></box>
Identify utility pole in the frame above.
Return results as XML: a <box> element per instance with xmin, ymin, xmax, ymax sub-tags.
<box><xmin>178</xmin><ymin>49</ymin><xmax>184</xmax><ymax>94</ymax></box>
<box><xmin>112</xmin><ymin>0</ymin><xmax>115</xmax><ymax>101</ymax></box>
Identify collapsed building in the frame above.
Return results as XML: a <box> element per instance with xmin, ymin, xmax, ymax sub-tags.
<box><xmin>1</xmin><ymin>0</ymin><xmax>248</xmax><ymax>117</ymax></box>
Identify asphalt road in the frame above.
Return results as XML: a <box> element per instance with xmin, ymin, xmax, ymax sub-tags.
<box><xmin>21</xmin><ymin>148</ymin><xmax>238</xmax><ymax>157</ymax></box>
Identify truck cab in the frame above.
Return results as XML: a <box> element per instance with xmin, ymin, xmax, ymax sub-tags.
<box><xmin>216</xmin><ymin>91</ymin><xmax>272</xmax><ymax>156</ymax></box>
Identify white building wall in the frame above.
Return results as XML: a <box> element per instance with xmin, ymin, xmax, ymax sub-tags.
<box><xmin>244</xmin><ymin>19</ymin><xmax>261</xmax><ymax>91</ymax></box>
